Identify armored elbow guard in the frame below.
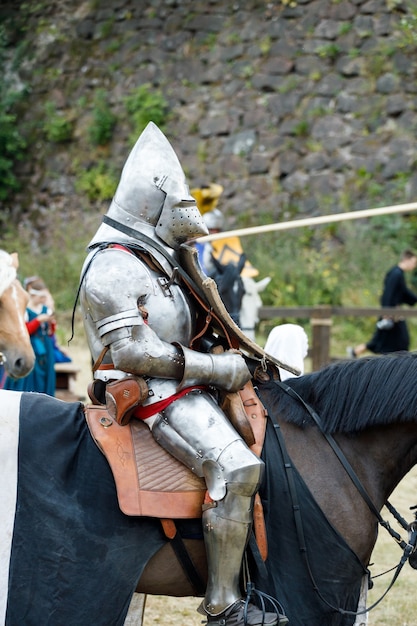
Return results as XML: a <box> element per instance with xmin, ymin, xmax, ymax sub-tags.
<box><xmin>175</xmin><ymin>344</ymin><xmax>251</xmax><ymax>392</ymax></box>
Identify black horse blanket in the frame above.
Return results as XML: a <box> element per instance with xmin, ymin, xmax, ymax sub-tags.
<box><xmin>257</xmin><ymin>387</ymin><xmax>366</xmax><ymax>625</ymax></box>
<box><xmin>6</xmin><ymin>393</ymin><xmax>166</xmax><ymax>625</ymax></box>
<box><xmin>6</xmin><ymin>391</ymin><xmax>365</xmax><ymax>625</ymax></box>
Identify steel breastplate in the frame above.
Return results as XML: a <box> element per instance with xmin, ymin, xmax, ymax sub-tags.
<box><xmin>143</xmin><ymin>267</ymin><xmax>195</xmax><ymax>346</ymax></box>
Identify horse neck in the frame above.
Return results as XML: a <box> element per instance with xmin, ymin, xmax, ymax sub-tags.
<box><xmin>332</xmin><ymin>422</ymin><xmax>417</xmax><ymax>563</ymax></box>
<box><xmin>280</xmin><ymin>419</ymin><xmax>417</xmax><ymax>564</ymax></box>
<box><xmin>339</xmin><ymin>422</ymin><xmax>417</xmax><ymax>507</ymax></box>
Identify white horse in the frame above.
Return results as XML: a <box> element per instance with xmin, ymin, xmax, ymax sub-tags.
<box><xmin>239</xmin><ymin>276</ymin><xmax>271</xmax><ymax>340</ymax></box>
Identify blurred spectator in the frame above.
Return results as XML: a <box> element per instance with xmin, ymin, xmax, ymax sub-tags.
<box><xmin>348</xmin><ymin>249</ymin><xmax>417</xmax><ymax>357</ymax></box>
<box><xmin>43</xmin><ymin>286</ymin><xmax>72</xmax><ymax>364</ymax></box>
<box><xmin>264</xmin><ymin>323</ymin><xmax>309</xmax><ymax>381</ymax></box>
<box><xmin>0</xmin><ymin>365</ymin><xmax>6</xmax><ymax>389</ymax></box>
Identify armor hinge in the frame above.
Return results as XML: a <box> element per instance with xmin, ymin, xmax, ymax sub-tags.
<box><xmin>157</xmin><ymin>267</ymin><xmax>179</xmax><ymax>298</ymax></box>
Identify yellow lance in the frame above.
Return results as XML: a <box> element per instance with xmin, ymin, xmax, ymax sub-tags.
<box><xmin>194</xmin><ymin>201</ymin><xmax>417</xmax><ymax>244</ymax></box>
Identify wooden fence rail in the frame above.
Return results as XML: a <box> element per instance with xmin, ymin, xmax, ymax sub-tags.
<box><xmin>258</xmin><ymin>306</ymin><xmax>417</xmax><ymax>371</ymax></box>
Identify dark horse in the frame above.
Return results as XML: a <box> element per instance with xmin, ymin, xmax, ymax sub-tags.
<box><xmin>210</xmin><ymin>253</ymin><xmax>246</xmax><ymax>326</ymax></box>
<box><xmin>2</xmin><ymin>353</ymin><xmax>417</xmax><ymax>625</ymax></box>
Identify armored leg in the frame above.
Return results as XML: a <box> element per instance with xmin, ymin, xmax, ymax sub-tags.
<box><xmin>201</xmin><ymin>446</ymin><xmax>260</xmax><ymax>616</ymax></box>
<box><xmin>152</xmin><ymin>390</ymin><xmax>287</xmax><ymax>625</ymax></box>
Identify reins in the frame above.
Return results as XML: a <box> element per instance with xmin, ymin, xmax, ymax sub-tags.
<box><xmin>269</xmin><ymin>380</ymin><xmax>417</xmax><ymax>618</ymax></box>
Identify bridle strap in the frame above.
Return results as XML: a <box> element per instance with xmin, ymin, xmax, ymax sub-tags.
<box><xmin>275</xmin><ymin>381</ymin><xmax>413</xmax><ymax>544</ymax></box>
<box><xmin>275</xmin><ymin>381</ymin><xmax>385</xmax><ymax>523</ymax></box>
<box><xmin>92</xmin><ymin>346</ymin><xmax>109</xmax><ymax>372</ymax></box>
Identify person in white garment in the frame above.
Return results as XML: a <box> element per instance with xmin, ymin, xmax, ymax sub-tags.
<box><xmin>264</xmin><ymin>324</ymin><xmax>309</xmax><ymax>381</ymax></box>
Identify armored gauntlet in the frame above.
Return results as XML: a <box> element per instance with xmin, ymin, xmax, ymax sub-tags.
<box><xmin>176</xmin><ymin>344</ymin><xmax>251</xmax><ymax>392</ymax></box>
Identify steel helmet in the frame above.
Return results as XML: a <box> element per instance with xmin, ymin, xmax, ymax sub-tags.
<box><xmin>89</xmin><ymin>122</ymin><xmax>208</xmax><ymax>250</ymax></box>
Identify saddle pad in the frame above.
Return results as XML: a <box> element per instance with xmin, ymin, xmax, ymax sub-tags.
<box><xmin>85</xmin><ymin>405</ymin><xmax>207</xmax><ymax>517</ymax></box>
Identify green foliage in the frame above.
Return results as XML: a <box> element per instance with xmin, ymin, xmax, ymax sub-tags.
<box><xmin>339</xmin><ymin>23</ymin><xmax>352</xmax><ymax>36</ymax></box>
<box><xmin>364</xmin><ymin>47</ymin><xmax>392</xmax><ymax>78</ymax></box>
<box><xmin>293</xmin><ymin>120</ymin><xmax>309</xmax><ymax>137</ymax></box>
<box><xmin>0</xmin><ymin>98</ymin><xmax>26</xmax><ymax>200</ymax></box>
<box><xmin>124</xmin><ymin>83</ymin><xmax>169</xmax><ymax>141</ymax></box>
<box><xmin>267</xmin><ymin>234</ymin><xmax>344</xmax><ymax>307</ymax></box>
<box><xmin>88</xmin><ymin>90</ymin><xmax>117</xmax><ymax>146</ymax></box>
<box><xmin>2</xmin><ymin>215</ymin><xmax>91</xmax><ymax>313</ymax></box>
<box><xmin>201</xmin><ymin>33</ymin><xmax>218</xmax><ymax>50</ymax></box>
<box><xmin>75</xmin><ymin>162</ymin><xmax>118</xmax><ymax>201</ymax></box>
<box><xmin>20</xmin><ymin>2</ymin><xmax>50</xmax><ymax>18</ymax></box>
<box><xmin>243</xmin><ymin>213</ymin><xmax>417</xmax><ymax>313</ymax></box>
<box><xmin>43</xmin><ymin>101</ymin><xmax>73</xmax><ymax>143</ymax></box>
<box><xmin>316</xmin><ymin>43</ymin><xmax>340</xmax><ymax>60</ymax></box>
<box><xmin>0</xmin><ymin>27</ymin><xmax>27</xmax><ymax>200</ymax></box>
<box><xmin>99</xmin><ymin>17</ymin><xmax>115</xmax><ymax>39</ymax></box>
<box><xmin>259</xmin><ymin>36</ymin><xmax>272</xmax><ymax>55</ymax></box>
<box><xmin>396</xmin><ymin>5</ymin><xmax>417</xmax><ymax>50</ymax></box>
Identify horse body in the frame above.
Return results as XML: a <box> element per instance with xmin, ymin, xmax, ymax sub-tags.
<box><xmin>0</xmin><ymin>251</ymin><xmax>35</xmax><ymax>379</ymax></box>
<box><xmin>210</xmin><ymin>253</ymin><xmax>246</xmax><ymax>326</ymax></box>
<box><xmin>2</xmin><ymin>354</ymin><xmax>417</xmax><ymax>625</ymax></box>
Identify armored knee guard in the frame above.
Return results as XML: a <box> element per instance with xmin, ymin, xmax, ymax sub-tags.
<box><xmin>201</xmin><ymin>442</ymin><xmax>263</xmax><ymax>616</ymax></box>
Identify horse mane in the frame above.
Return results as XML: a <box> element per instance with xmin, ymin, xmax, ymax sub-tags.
<box><xmin>262</xmin><ymin>352</ymin><xmax>417</xmax><ymax>434</ymax></box>
<box><xmin>0</xmin><ymin>250</ymin><xmax>17</xmax><ymax>297</ymax></box>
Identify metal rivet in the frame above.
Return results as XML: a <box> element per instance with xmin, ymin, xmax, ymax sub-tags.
<box><xmin>99</xmin><ymin>416</ymin><xmax>113</xmax><ymax>428</ymax></box>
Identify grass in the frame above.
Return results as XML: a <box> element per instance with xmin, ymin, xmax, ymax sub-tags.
<box><xmin>367</xmin><ymin>467</ymin><xmax>417</xmax><ymax>625</ymax></box>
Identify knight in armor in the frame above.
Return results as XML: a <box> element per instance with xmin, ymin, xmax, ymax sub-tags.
<box><xmin>79</xmin><ymin>122</ymin><xmax>288</xmax><ymax>626</ymax></box>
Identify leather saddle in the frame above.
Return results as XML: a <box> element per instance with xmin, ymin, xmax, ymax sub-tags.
<box><xmin>85</xmin><ymin>404</ymin><xmax>207</xmax><ymax>519</ymax></box>
<box><xmin>85</xmin><ymin>381</ymin><xmax>268</xmax><ymax>558</ymax></box>
<box><xmin>85</xmin><ymin>380</ymin><xmax>267</xmax><ymax>519</ymax></box>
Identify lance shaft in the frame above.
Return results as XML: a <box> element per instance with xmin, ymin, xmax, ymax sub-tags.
<box><xmin>195</xmin><ymin>201</ymin><xmax>417</xmax><ymax>244</ymax></box>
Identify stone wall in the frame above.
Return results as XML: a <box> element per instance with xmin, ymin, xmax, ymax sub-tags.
<box><xmin>3</xmin><ymin>0</ymin><xmax>417</xmax><ymax>230</ymax></box>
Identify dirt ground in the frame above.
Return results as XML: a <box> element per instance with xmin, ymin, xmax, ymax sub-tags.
<box><xmin>142</xmin><ymin>596</ymin><xmax>201</xmax><ymax>625</ymax></box>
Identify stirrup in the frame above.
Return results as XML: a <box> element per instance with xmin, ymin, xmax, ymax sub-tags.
<box><xmin>203</xmin><ymin>590</ymin><xmax>289</xmax><ymax>626</ymax></box>
<box><xmin>203</xmin><ymin>601</ymin><xmax>288</xmax><ymax>625</ymax></box>
<box><xmin>242</xmin><ymin>582</ymin><xmax>289</xmax><ymax>626</ymax></box>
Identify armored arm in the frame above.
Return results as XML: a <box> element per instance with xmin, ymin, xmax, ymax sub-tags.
<box><xmin>175</xmin><ymin>344</ymin><xmax>250</xmax><ymax>392</ymax></box>
<box><xmin>108</xmin><ymin>335</ymin><xmax>250</xmax><ymax>392</ymax></box>
<box><xmin>81</xmin><ymin>248</ymin><xmax>183</xmax><ymax>378</ymax></box>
